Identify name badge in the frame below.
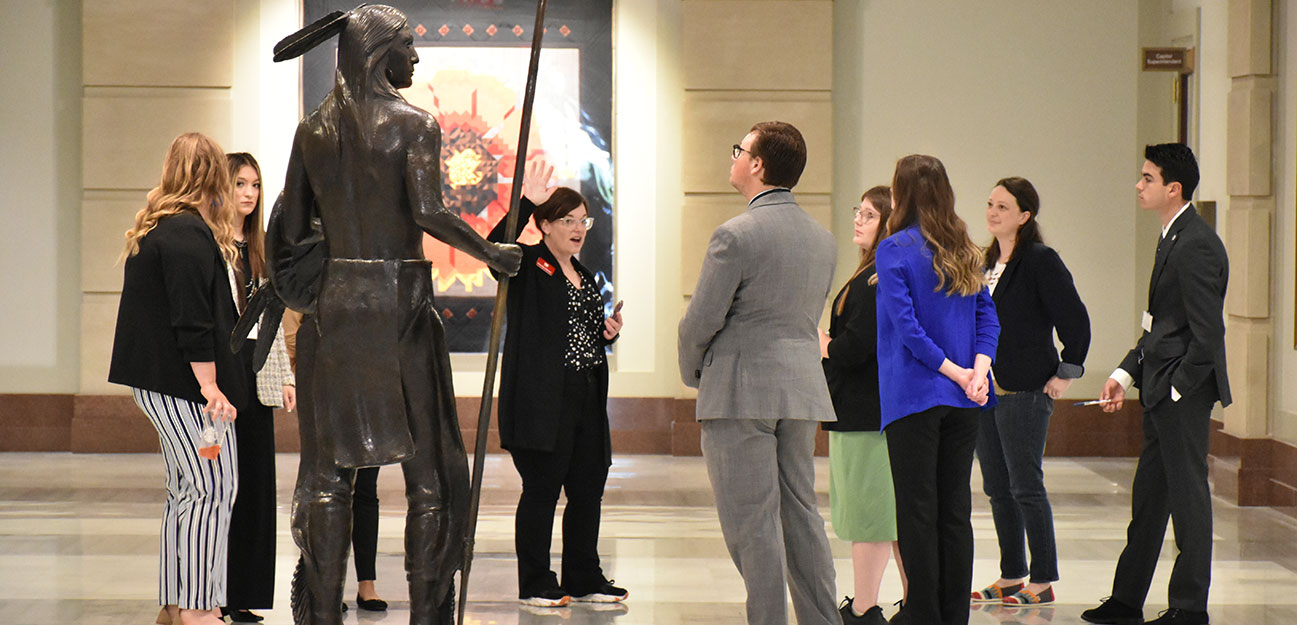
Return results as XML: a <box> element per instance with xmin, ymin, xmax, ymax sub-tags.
<box><xmin>1141</xmin><ymin>311</ymin><xmax>1153</xmax><ymax>333</ymax></box>
<box><xmin>536</xmin><ymin>257</ymin><xmax>555</xmax><ymax>276</ymax></box>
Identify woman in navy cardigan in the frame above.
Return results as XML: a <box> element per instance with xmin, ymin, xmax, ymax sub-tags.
<box><xmin>875</xmin><ymin>155</ymin><xmax>999</xmax><ymax>625</ymax></box>
<box><xmin>970</xmin><ymin>177</ymin><xmax>1089</xmax><ymax>607</ymax></box>
<box><xmin>488</xmin><ymin>160</ymin><xmax>626</xmax><ymax>608</ymax></box>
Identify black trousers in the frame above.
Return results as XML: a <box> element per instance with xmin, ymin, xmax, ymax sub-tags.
<box><xmin>227</xmin><ymin>398</ymin><xmax>277</xmax><ymax>610</ymax></box>
<box><xmin>352</xmin><ymin>466</ymin><xmax>380</xmax><ymax>582</ymax></box>
<box><xmin>886</xmin><ymin>405</ymin><xmax>979</xmax><ymax>625</ymax></box>
<box><xmin>508</xmin><ymin>368</ymin><xmax>611</xmax><ymax>597</ymax></box>
<box><xmin>1111</xmin><ymin>388</ymin><xmax>1215</xmax><ymax>612</ymax></box>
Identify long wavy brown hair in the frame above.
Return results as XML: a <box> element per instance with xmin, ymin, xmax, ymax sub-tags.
<box><xmin>121</xmin><ymin>133</ymin><xmax>238</xmax><ymax>265</ymax></box>
<box><xmin>887</xmin><ymin>154</ymin><xmax>984</xmax><ymax>296</ymax></box>
<box><xmin>227</xmin><ymin>152</ymin><xmax>267</xmax><ymax>289</ymax></box>
<box><xmin>836</xmin><ymin>185</ymin><xmax>892</xmax><ymax>315</ymax></box>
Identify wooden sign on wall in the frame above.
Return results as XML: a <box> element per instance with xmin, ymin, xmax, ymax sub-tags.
<box><xmin>1142</xmin><ymin>47</ymin><xmax>1195</xmax><ymax>73</ymax></box>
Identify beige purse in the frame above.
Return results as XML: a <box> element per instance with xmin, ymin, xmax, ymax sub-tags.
<box><xmin>256</xmin><ymin>325</ymin><xmax>295</xmax><ymax>407</ymax></box>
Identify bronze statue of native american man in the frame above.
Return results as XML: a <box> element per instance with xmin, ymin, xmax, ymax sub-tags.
<box><xmin>265</xmin><ymin>5</ymin><xmax>522</xmax><ymax>624</ymax></box>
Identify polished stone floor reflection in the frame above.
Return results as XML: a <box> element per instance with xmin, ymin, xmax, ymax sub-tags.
<box><xmin>1</xmin><ymin>452</ymin><xmax>1296</xmax><ymax>624</ymax></box>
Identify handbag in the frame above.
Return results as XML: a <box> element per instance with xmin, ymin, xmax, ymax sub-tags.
<box><xmin>256</xmin><ymin>324</ymin><xmax>295</xmax><ymax>407</ymax></box>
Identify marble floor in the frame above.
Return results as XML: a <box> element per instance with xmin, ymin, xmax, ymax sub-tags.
<box><xmin>1</xmin><ymin>452</ymin><xmax>1296</xmax><ymax>625</ymax></box>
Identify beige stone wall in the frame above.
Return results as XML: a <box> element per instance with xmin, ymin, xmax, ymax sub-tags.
<box><xmin>676</xmin><ymin>1</ymin><xmax>835</xmax><ymax>400</ymax></box>
<box><xmin>79</xmin><ymin>1</ymin><xmax>236</xmax><ymax>395</ymax></box>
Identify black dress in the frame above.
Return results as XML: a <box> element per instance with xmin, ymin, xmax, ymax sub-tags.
<box><xmin>226</xmin><ymin>240</ymin><xmax>277</xmax><ymax>610</ymax></box>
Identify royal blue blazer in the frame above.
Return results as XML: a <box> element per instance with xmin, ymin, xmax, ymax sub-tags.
<box><xmin>875</xmin><ymin>225</ymin><xmax>1000</xmax><ymax>428</ymax></box>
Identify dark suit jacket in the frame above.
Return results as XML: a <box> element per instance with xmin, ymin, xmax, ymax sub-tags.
<box><xmin>990</xmin><ymin>241</ymin><xmax>1091</xmax><ymax>391</ymax></box>
<box><xmin>1119</xmin><ymin>205</ymin><xmax>1231</xmax><ymax>409</ymax></box>
<box><xmin>489</xmin><ymin>198</ymin><xmax>612</xmax><ymax>460</ymax></box>
<box><xmin>109</xmin><ymin>211</ymin><xmax>249</xmax><ymax>409</ymax></box>
<box><xmin>822</xmin><ymin>268</ymin><xmax>882</xmax><ymax>432</ymax></box>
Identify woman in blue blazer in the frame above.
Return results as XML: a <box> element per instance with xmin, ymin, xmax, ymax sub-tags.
<box><xmin>875</xmin><ymin>155</ymin><xmax>999</xmax><ymax>625</ymax></box>
<box><xmin>970</xmin><ymin>177</ymin><xmax>1089</xmax><ymax>607</ymax></box>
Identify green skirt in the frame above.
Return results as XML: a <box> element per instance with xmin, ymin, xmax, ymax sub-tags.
<box><xmin>828</xmin><ymin>430</ymin><xmax>897</xmax><ymax>543</ymax></box>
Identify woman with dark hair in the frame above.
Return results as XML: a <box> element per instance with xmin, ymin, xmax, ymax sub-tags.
<box><xmin>970</xmin><ymin>177</ymin><xmax>1089</xmax><ymax>607</ymax></box>
<box><xmin>875</xmin><ymin>155</ymin><xmax>999</xmax><ymax>625</ymax></box>
<box><xmin>821</xmin><ymin>186</ymin><xmax>907</xmax><ymax>625</ymax></box>
<box><xmin>489</xmin><ymin>160</ymin><xmax>626</xmax><ymax>607</ymax></box>
<box><xmin>221</xmin><ymin>153</ymin><xmax>296</xmax><ymax>623</ymax></box>
<box><xmin>109</xmin><ymin>132</ymin><xmax>246</xmax><ymax>625</ymax></box>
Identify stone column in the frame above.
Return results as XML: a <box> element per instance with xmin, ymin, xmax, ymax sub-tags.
<box><xmin>1222</xmin><ymin>0</ymin><xmax>1274</xmax><ymax>439</ymax></box>
<box><xmin>76</xmin><ymin>1</ymin><xmax>236</xmax><ymax>451</ymax></box>
<box><xmin>672</xmin><ymin>0</ymin><xmax>834</xmax><ymax>454</ymax></box>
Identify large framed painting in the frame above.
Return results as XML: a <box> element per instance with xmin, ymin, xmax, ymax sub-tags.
<box><xmin>303</xmin><ymin>0</ymin><xmax>615</xmax><ymax>352</ymax></box>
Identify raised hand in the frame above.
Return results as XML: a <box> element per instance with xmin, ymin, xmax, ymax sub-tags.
<box><xmin>521</xmin><ymin>158</ymin><xmax>556</xmax><ymax>204</ymax></box>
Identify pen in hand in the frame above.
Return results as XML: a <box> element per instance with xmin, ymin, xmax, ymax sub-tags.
<box><xmin>1073</xmin><ymin>398</ymin><xmax>1118</xmax><ymax>407</ymax></box>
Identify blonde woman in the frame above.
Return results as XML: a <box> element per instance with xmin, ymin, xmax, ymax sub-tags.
<box><xmin>875</xmin><ymin>155</ymin><xmax>999</xmax><ymax>625</ymax></box>
<box><xmin>109</xmin><ymin>132</ymin><xmax>246</xmax><ymax>625</ymax></box>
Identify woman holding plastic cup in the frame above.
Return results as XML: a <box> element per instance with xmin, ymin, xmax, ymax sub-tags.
<box><xmin>108</xmin><ymin>133</ymin><xmax>248</xmax><ymax>625</ymax></box>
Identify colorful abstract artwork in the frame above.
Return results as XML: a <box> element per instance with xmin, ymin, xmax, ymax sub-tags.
<box><xmin>303</xmin><ymin>0</ymin><xmax>614</xmax><ymax>352</ymax></box>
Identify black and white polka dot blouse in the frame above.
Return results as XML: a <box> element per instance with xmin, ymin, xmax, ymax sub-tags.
<box><xmin>565</xmin><ymin>278</ymin><xmax>606</xmax><ymax>371</ymax></box>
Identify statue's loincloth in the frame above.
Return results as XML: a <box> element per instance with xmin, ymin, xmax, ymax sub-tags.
<box><xmin>311</xmin><ymin>258</ymin><xmax>442</xmax><ymax>468</ymax></box>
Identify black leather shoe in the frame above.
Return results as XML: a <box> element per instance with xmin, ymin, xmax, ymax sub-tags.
<box><xmin>357</xmin><ymin>594</ymin><xmax>389</xmax><ymax>611</ymax></box>
<box><xmin>1081</xmin><ymin>597</ymin><xmax>1143</xmax><ymax>625</ymax></box>
<box><xmin>1144</xmin><ymin>608</ymin><xmax>1209</xmax><ymax>625</ymax></box>
<box><xmin>225</xmin><ymin>609</ymin><xmax>265</xmax><ymax>623</ymax></box>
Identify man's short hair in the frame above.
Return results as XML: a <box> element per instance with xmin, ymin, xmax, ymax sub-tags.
<box><xmin>750</xmin><ymin>121</ymin><xmax>807</xmax><ymax>189</ymax></box>
<box><xmin>1145</xmin><ymin>143</ymin><xmax>1199</xmax><ymax>201</ymax></box>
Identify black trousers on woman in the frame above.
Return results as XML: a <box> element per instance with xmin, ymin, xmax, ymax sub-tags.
<box><xmin>509</xmin><ymin>368</ymin><xmax>611</xmax><ymax>598</ymax></box>
<box><xmin>227</xmin><ymin>399</ymin><xmax>277</xmax><ymax>609</ymax></box>
<box><xmin>351</xmin><ymin>466</ymin><xmax>380</xmax><ymax>582</ymax></box>
<box><xmin>886</xmin><ymin>405</ymin><xmax>979</xmax><ymax>625</ymax></box>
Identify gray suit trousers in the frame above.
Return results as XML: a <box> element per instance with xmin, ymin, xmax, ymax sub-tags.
<box><xmin>701</xmin><ymin>419</ymin><xmax>838</xmax><ymax>625</ymax></box>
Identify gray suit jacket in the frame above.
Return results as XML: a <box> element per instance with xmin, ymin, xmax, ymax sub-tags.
<box><xmin>678</xmin><ymin>189</ymin><xmax>837</xmax><ymax>421</ymax></box>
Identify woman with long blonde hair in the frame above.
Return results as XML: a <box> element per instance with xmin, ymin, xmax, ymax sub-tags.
<box><xmin>108</xmin><ymin>132</ymin><xmax>246</xmax><ymax>625</ymax></box>
<box><xmin>874</xmin><ymin>154</ymin><xmax>999</xmax><ymax>625</ymax></box>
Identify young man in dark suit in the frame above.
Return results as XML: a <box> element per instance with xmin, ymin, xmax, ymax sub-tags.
<box><xmin>1083</xmin><ymin>144</ymin><xmax>1230</xmax><ymax>625</ymax></box>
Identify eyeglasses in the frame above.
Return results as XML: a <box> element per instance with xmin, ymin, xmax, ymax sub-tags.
<box><xmin>732</xmin><ymin>144</ymin><xmax>753</xmax><ymax>159</ymax></box>
<box><xmin>852</xmin><ymin>207</ymin><xmax>878</xmax><ymax>223</ymax></box>
<box><xmin>555</xmin><ymin>215</ymin><xmax>594</xmax><ymax>229</ymax></box>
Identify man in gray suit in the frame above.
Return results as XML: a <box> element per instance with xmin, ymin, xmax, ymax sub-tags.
<box><xmin>678</xmin><ymin>121</ymin><xmax>839</xmax><ymax>625</ymax></box>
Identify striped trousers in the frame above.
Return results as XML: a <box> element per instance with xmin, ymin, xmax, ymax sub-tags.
<box><xmin>133</xmin><ymin>388</ymin><xmax>239</xmax><ymax>610</ymax></box>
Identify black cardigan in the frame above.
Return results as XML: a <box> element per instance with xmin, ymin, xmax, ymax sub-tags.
<box><xmin>821</xmin><ymin>268</ymin><xmax>882</xmax><ymax>432</ymax></box>
<box><xmin>989</xmin><ymin>241</ymin><xmax>1091</xmax><ymax>391</ymax></box>
<box><xmin>108</xmin><ymin>211</ymin><xmax>249</xmax><ymax>410</ymax></box>
<box><xmin>488</xmin><ymin>198</ymin><xmax>612</xmax><ymax>460</ymax></box>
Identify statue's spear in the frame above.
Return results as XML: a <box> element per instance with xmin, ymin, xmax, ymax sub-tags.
<box><xmin>459</xmin><ymin>1</ymin><xmax>548</xmax><ymax>623</ymax></box>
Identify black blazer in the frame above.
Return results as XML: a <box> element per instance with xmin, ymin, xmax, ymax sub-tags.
<box><xmin>109</xmin><ymin>211</ymin><xmax>249</xmax><ymax>409</ymax></box>
<box><xmin>821</xmin><ymin>268</ymin><xmax>882</xmax><ymax>432</ymax></box>
<box><xmin>489</xmin><ymin>198</ymin><xmax>612</xmax><ymax>459</ymax></box>
<box><xmin>989</xmin><ymin>241</ymin><xmax>1091</xmax><ymax>391</ymax></box>
<box><xmin>1119</xmin><ymin>205</ymin><xmax>1231</xmax><ymax>409</ymax></box>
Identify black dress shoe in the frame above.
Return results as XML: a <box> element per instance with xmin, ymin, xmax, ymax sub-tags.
<box><xmin>1081</xmin><ymin>597</ymin><xmax>1143</xmax><ymax>625</ymax></box>
<box><xmin>224</xmin><ymin>609</ymin><xmax>265</xmax><ymax>623</ymax></box>
<box><xmin>357</xmin><ymin>594</ymin><xmax>389</xmax><ymax>611</ymax></box>
<box><xmin>1145</xmin><ymin>608</ymin><xmax>1209</xmax><ymax>625</ymax></box>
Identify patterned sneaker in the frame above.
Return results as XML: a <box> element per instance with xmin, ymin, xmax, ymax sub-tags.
<box><xmin>1004</xmin><ymin>586</ymin><xmax>1054</xmax><ymax>606</ymax></box>
<box><xmin>520</xmin><ymin>588</ymin><xmax>571</xmax><ymax>607</ymax></box>
<box><xmin>570</xmin><ymin>580</ymin><xmax>628</xmax><ymax>603</ymax></box>
<box><xmin>971</xmin><ymin>582</ymin><xmax>1023</xmax><ymax>602</ymax></box>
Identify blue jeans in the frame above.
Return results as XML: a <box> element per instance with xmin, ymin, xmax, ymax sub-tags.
<box><xmin>976</xmin><ymin>390</ymin><xmax>1059</xmax><ymax>583</ymax></box>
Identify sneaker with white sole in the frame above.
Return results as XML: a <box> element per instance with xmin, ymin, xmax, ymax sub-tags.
<box><xmin>519</xmin><ymin>587</ymin><xmax>571</xmax><ymax>607</ymax></box>
<box><xmin>570</xmin><ymin>581</ymin><xmax>628</xmax><ymax>603</ymax></box>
